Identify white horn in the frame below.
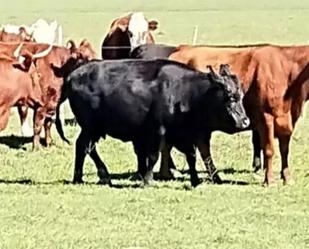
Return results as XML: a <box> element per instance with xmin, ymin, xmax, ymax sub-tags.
<box><xmin>13</xmin><ymin>43</ymin><xmax>23</xmax><ymax>58</ymax></box>
<box><xmin>32</xmin><ymin>44</ymin><xmax>53</xmax><ymax>59</ymax></box>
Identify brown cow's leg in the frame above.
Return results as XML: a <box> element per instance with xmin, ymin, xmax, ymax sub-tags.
<box><xmin>278</xmin><ymin>135</ymin><xmax>291</xmax><ymax>184</ymax></box>
<box><xmin>197</xmin><ymin>136</ymin><xmax>222</xmax><ymax>184</ymax></box>
<box><xmin>261</xmin><ymin>114</ymin><xmax>275</xmax><ymax>185</ymax></box>
<box><xmin>0</xmin><ymin>109</ymin><xmax>10</xmax><ymax>131</ymax></box>
<box><xmin>252</xmin><ymin>130</ymin><xmax>262</xmax><ymax>172</ymax></box>
<box><xmin>18</xmin><ymin>106</ymin><xmax>32</xmax><ymax>137</ymax></box>
<box><xmin>33</xmin><ymin>107</ymin><xmax>45</xmax><ymax>149</ymax></box>
<box><xmin>44</xmin><ymin>117</ymin><xmax>53</xmax><ymax>146</ymax></box>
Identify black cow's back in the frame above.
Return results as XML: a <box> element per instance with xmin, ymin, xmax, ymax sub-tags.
<box><xmin>130</xmin><ymin>44</ymin><xmax>177</xmax><ymax>59</ymax></box>
<box><xmin>66</xmin><ymin>59</ymin><xmax>211</xmax><ymax>141</ymax></box>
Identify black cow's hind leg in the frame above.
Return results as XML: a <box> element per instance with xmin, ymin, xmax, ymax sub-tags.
<box><xmin>159</xmin><ymin>144</ymin><xmax>175</xmax><ymax>179</ymax></box>
<box><xmin>89</xmin><ymin>147</ymin><xmax>111</xmax><ymax>185</ymax></box>
<box><xmin>185</xmin><ymin>148</ymin><xmax>200</xmax><ymax>187</ymax></box>
<box><xmin>252</xmin><ymin>130</ymin><xmax>262</xmax><ymax>172</ymax></box>
<box><xmin>73</xmin><ymin>130</ymin><xmax>91</xmax><ymax>184</ymax></box>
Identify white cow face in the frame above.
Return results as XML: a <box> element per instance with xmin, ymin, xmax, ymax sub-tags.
<box><xmin>128</xmin><ymin>12</ymin><xmax>149</xmax><ymax>51</ymax></box>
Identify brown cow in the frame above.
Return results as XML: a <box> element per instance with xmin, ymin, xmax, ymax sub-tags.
<box><xmin>0</xmin><ymin>48</ymin><xmax>43</xmax><ymax>133</ymax></box>
<box><xmin>165</xmin><ymin>44</ymin><xmax>309</xmax><ymax>185</ymax></box>
<box><xmin>0</xmin><ymin>27</ymin><xmax>33</xmax><ymax>42</ymax></box>
<box><xmin>101</xmin><ymin>12</ymin><xmax>158</xmax><ymax>59</ymax></box>
<box><xmin>0</xmin><ymin>40</ymin><xmax>96</xmax><ymax>148</ymax></box>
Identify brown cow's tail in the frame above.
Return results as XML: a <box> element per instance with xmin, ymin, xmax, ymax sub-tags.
<box><xmin>55</xmin><ymin>79</ymin><xmax>70</xmax><ymax>144</ymax></box>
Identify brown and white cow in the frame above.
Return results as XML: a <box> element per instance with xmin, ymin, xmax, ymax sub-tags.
<box><xmin>0</xmin><ymin>40</ymin><xmax>96</xmax><ymax>148</ymax></box>
<box><xmin>163</xmin><ymin>44</ymin><xmax>309</xmax><ymax>185</ymax></box>
<box><xmin>101</xmin><ymin>12</ymin><xmax>158</xmax><ymax>59</ymax></box>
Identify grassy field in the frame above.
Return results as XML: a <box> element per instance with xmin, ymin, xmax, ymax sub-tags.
<box><xmin>1</xmin><ymin>1</ymin><xmax>309</xmax><ymax>248</ymax></box>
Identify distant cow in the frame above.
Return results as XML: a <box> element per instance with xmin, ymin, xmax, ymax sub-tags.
<box><xmin>0</xmin><ymin>27</ymin><xmax>32</xmax><ymax>42</ymax></box>
<box><xmin>55</xmin><ymin>59</ymin><xmax>249</xmax><ymax>186</ymax></box>
<box><xmin>0</xmin><ymin>40</ymin><xmax>96</xmax><ymax>148</ymax></box>
<box><xmin>101</xmin><ymin>12</ymin><xmax>158</xmax><ymax>59</ymax></box>
<box><xmin>1</xmin><ymin>19</ymin><xmax>63</xmax><ymax>45</ymax></box>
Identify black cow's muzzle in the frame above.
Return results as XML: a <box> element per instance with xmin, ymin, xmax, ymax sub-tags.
<box><xmin>237</xmin><ymin>117</ymin><xmax>250</xmax><ymax>129</ymax></box>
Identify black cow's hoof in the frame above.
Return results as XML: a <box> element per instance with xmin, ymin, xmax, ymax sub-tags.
<box><xmin>191</xmin><ymin>178</ymin><xmax>201</xmax><ymax>188</ymax></box>
<box><xmin>72</xmin><ymin>178</ymin><xmax>84</xmax><ymax>184</ymax></box>
<box><xmin>97</xmin><ymin>177</ymin><xmax>112</xmax><ymax>186</ymax></box>
<box><xmin>130</xmin><ymin>172</ymin><xmax>143</xmax><ymax>181</ymax></box>
<box><xmin>211</xmin><ymin>173</ymin><xmax>223</xmax><ymax>184</ymax></box>
<box><xmin>253</xmin><ymin>166</ymin><xmax>262</xmax><ymax>173</ymax></box>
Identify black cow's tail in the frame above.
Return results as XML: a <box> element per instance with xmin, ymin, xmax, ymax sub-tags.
<box><xmin>55</xmin><ymin>78</ymin><xmax>71</xmax><ymax>145</ymax></box>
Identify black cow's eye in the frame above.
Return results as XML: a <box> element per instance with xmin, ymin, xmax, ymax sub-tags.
<box><xmin>128</xmin><ymin>31</ymin><xmax>133</xmax><ymax>38</ymax></box>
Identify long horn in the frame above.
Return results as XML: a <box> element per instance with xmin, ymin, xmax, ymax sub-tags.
<box><xmin>13</xmin><ymin>43</ymin><xmax>24</xmax><ymax>58</ymax></box>
<box><xmin>32</xmin><ymin>44</ymin><xmax>53</xmax><ymax>59</ymax></box>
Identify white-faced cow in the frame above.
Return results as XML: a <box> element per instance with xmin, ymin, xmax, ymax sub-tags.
<box><xmin>101</xmin><ymin>12</ymin><xmax>158</xmax><ymax>59</ymax></box>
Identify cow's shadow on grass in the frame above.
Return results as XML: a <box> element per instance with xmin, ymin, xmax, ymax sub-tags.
<box><xmin>0</xmin><ymin>135</ymin><xmax>32</xmax><ymax>149</ymax></box>
<box><xmin>0</xmin><ymin>135</ymin><xmax>47</xmax><ymax>149</ymax></box>
<box><xmin>0</xmin><ymin>168</ymin><xmax>253</xmax><ymax>188</ymax></box>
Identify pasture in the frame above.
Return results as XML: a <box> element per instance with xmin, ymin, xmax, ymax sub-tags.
<box><xmin>0</xmin><ymin>0</ymin><xmax>309</xmax><ymax>248</ymax></box>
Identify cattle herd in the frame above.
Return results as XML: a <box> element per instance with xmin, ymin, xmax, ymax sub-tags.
<box><xmin>0</xmin><ymin>12</ymin><xmax>308</xmax><ymax>187</ymax></box>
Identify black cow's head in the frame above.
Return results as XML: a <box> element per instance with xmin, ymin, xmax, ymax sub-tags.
<box><xmin>204</xmin><ymin>64</ymin><xmax>250</xmax><ymax>131</ymax></box>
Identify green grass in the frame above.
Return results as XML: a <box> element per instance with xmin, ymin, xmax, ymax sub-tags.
<box><xmin>1</xmin><ymin>1</ymin><xmax>309</xmax><ymax>248</ymax></box>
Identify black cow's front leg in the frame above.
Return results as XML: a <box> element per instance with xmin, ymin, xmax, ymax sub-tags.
<box><xmin>89</xmin><ymin>147</ymin><xmax>111</xmax><ymax>185</ymax></box>
<box><xmin>73</xmin><ymin>130</ymin><xmax>91</xmax><ymax>184</ymax></box>
<box><xmin>197</xmin><ymin>134</ymin><xmax>222</xmax><ymax>184</ymax></box>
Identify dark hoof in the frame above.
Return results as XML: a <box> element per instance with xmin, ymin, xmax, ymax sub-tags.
<box><xmin>97</xmin><ymin>177</ymin><xmax>112</xmax><ymax>186</ymax></box>
<box><xmin>253</xmin><ymin>166</ymin><xmax>262</xmax><ymax>173</ymax></box>
<box><xmin>130</xmin><ymin>172</ymin><xmax>144</xmax><ymax>181</ymax></box>
<box><xmin>157</xmin><ymin>171</ymin><xmax>176</xmax><ymax>180</ymax></box>
<box><xmin>72</xmin><ymin>178</ymin><xmax>84</xmax><ymax>184</ymax></box>
<box><xmin>191</xmin><ymin>178</ymin><xmax>201</xmax><ymax>187</ymax></box>
<box><xmin>211</xmin><ymin>173</ymin><xmax>223</xmax><ymax>184</ymax></box>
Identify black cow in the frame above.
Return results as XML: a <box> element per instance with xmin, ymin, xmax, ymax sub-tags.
<box><xmin>56</xmin><ymin>59</ymin><xmax>249</xmax><ymax>187</ymax></box>
<box><xmin>130</xmin><ymin>44</ymin><xmax>252</xmax><ymax>183</ymax></box>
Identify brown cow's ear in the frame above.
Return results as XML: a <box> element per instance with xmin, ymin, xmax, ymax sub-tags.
<box><xmin>79</xmin><ymin>39</ymin><xmax>90</xmax><ymax>47</ymax></box>
<box><xmin>148</xmin><ymin>20</ymin><xmax>158</xmax><ymax>30</ymax></box>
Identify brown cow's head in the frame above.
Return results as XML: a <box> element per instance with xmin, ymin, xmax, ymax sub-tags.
<box><xmin>51</xmin><ymin>39</ymin><xmax>96</xmax><ymax>78</ymax></box>
<box><xmin>67</xmin><ymin>39</ymin><xmax>96</xmax><ymax>61</ymax></box>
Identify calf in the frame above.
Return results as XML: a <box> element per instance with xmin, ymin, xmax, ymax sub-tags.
<box><xmin>56</xmin><ymin>59</ymin><xmax>249</xmax><ymax>186</ymax></box>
